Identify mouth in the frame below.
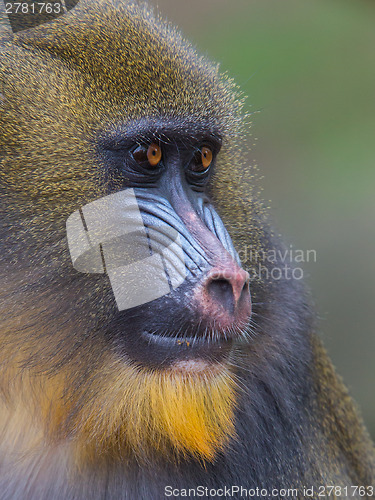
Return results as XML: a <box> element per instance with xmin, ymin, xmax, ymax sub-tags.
<box><xmin>141</xmin><ymin>331</ymin><xmax>232</xmax><ymax>349</ymax></box>
<box><xmin>141</xmin><ymin>330</ymin><xmax>234</xmax><ymax>362</ymax></box>
<box><xmin>108</xmin><ymin>280</ymin><xmax>249</xmax><ymax>370</ymax></box>
<box><xmin>114</xmin><ymin>328</ymin><xmax>235</xmax><ymax>370</ymax></box>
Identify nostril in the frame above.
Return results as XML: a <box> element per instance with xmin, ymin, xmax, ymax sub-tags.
<box><xmin>196</xmin><ymin>268</ymin><xmax>252</xmax><ymax>328</ymax></box>
<box><xmin>206</xmin><ymin>278</ymin><xmax>235</xmax><ymax>314</ymax></box>
<box><xmin>241</xmin><ymin>280</ymin><xmax>249</xmax><ymax>296</ymax></box>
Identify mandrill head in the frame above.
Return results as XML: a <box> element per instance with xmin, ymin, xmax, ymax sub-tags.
<box><xmin>0</xmin><ymin>0</ymin><xmax>261</xmax><ymax>465</ymax></box>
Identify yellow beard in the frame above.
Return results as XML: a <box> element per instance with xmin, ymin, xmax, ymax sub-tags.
<box><xmin>43</xmin><ymin>357</ymin><xmax>238</xmax><ymax>465</ymax></box>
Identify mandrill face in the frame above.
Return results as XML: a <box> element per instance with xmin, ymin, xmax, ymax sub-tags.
<box><xmin>0</xmin><ymin>0</ymin><xmax>261</xmax><ymax>465</ymax></box>
<box><xmin>68</xmin><ymin>127</ymin><xmax>252</xmax><ymax>371</ymax></box>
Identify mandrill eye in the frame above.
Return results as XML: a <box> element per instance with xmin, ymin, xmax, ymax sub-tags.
<box><xmin>132</xmin><ymin>142</ymin><xmax>162</xmax><ymax>168</ymax></box>
<box><xmin>191</xmin><ymin>146</ymin><xmax>213</xmax><ymax>173</ymax></box>
<box><xmin>147</xmin><ymin>143</ymin><xmax>162</xmax><ymax>166</ymax></box>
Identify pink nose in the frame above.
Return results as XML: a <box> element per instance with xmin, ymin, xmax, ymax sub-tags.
<box><xmin>194</xmin><ymin>262</ymin><xmax>252</xmax><ymax>332</ymax></box>
<box><xmin>205</xmin><ymin>266</ymin><xmax>250</xmax><ymax>313</ymax></box>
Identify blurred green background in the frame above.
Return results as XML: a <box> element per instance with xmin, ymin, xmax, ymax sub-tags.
<box><xmin>152</xmin><ymin>0</ymin><xmax>375</xmax><ymax>437</ymax></box>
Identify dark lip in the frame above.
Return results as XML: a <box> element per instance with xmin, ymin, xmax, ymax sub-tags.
<box><xmin>113</xmin><ymin>330</ymin><xmax>235</xmax><ymax>369</ymax></box>
<box><xmin>141</xmin><ymin>331</ymin><xmax>230</xmax><ymax>348</ymax></box>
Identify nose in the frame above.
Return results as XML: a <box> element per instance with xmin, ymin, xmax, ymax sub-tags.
<box><xmin>205</xmin><ymin>267</ymin><xmax>250</xmax><ymax>315</ymax></box>
<box><xmin>167</xmin><ymin>186</ymin><xmax>251</xmax><ymax>329</ymax></box>
<box><xmin>194</xmin><ymin>259</ymin><xmax>252</xmax><ymax>332</ymax></box>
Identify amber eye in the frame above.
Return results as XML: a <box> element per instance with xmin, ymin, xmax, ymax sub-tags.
<box><xmin>201</xmin><ymin>146</ymin><xmax>213</xmax><ymax>169</ymax></box>
<box><xmin>191</xmin><ymin>146</ymin><xmax>213</xmax><ymax>173</ymax></box>
<box><xmin>132</xmin><ymin>142</ymin><xmax>162</xmax><ymax>168</ymax></box>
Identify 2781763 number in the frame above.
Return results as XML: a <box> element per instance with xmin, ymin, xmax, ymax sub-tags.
<box><xmin>318</xmin><ymin>485</ymin><xmax>374</xmax><ymax>497</ymax></box>
<box><xmin>5</xmin><ymin>3</ymin><xmax>63</xmax><ymax>14</ymax></box>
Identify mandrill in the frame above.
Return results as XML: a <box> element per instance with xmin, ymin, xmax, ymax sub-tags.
<box><xmin>0</xmin><ymin>0</ymin><xmax>374</xmax><ymax>499</ymax></box>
